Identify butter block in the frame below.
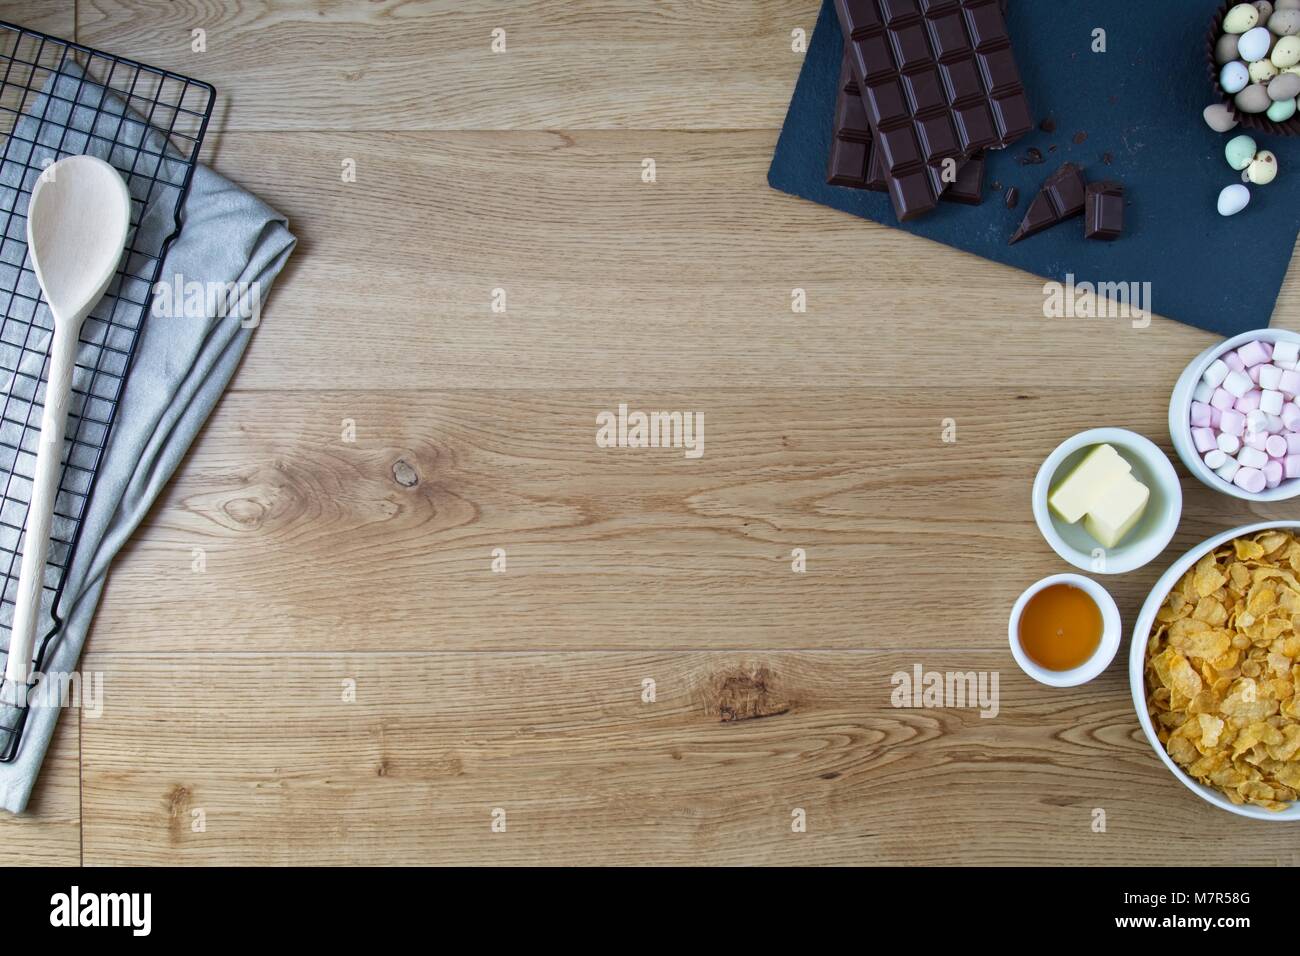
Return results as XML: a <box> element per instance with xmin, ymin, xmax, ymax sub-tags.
<box><xmin>1082</xmin><ymin>472</ymin><xmax>1150</xmax><ymax>549</ymax></box>
<box><xmin>1048</xmin><ymin>444</ymin><xmax>1132</xmax><ymax>523</ymax></box>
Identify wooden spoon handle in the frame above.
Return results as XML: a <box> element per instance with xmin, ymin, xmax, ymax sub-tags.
<box><xmin>5</xmin><ymin>324</ymin><xmax>80</xmax><ymax>687</ymax></box>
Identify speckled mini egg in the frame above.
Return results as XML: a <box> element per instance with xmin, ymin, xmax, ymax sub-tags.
<box><xmin>1222</xmin><ymin>60</ymin><xmax>1252</xmax><ymax>93</ymax></box>
<box><xmin>1226</xmin><ymin>2</ymin><xmax>1262</xmax><ymax>32</ymax></box>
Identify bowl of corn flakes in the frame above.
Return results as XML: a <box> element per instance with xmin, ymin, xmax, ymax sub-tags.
<box><xmin>1131</xmin><ymin>521</ymin><xmax>1300</xmax><ymax>819</ymax></box>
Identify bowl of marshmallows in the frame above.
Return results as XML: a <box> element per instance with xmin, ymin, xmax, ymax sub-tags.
<box><xmin>1170</xmin><ymin>329</ymin><xmax>1300</xmax><ymax>501</ymax></box>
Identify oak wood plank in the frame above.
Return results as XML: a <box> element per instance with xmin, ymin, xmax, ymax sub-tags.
<box><xmin>77</xmin><ymin>0</ymin><xmax>812</xmax><ymax>131</ymax></box>
<box><xmin>85</xmin><ymin>387</ymin><xmax>1295</xmax><ymax>654</ymax></box>
<box><xmin>78</xmin><ymin>651</ymin><xmax>1298</xmax><ymax>865</ymax></box>
<box><xmin>187</xmin><ymin>130</ymin><xmax>1300</xmax><ymax>391</ymax></box>
<box><xmin>0</xmin><ymin>711</ymin><xmax>80</xmax><ymax>863</ymax></box>
<box><xmin>0</xmin><ymin>1</ymin><xmax>74</xmax><ymax>37</ymax></box>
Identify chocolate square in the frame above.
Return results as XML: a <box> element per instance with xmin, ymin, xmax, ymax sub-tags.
<box><xmin>879</xmin><ymin>125</ymin><xmax>922</xmax><ymax>168</ymax></box>
<box><xmin>917</xmin><ymin>114</ymin><xmax>959</xmax><ymax>159</ymax></box>
<box><xmin>1085</xmin><ymin>181</ymin><xmax>1125</xmax><ymax>240</ymax></box>
<box><xmin>889</xmin><ymin>23</ymin><xmax>933</xmax><ymax>70</ymax></box>
<box><xmin>879</xmin><ymin>0</ymin><xmax>921</xmax><ymax>24</ymax></box>
<box><xmin>903</xmin><ymin>68</ymin><xmax>947</xmax><ymax>113</ymax></box>
<box><xmin>977</xmin><ymin>47</ymin><xmax>1020</xmax><ymax>94</ymax></box>
<box><xmin>963</xmin><ymin>0</ymin><xmax>1009</xmax><ymax>49</ymax></box>
<box><xmin>851</xmin><ymin>31</ymin><xmax>895</xmax><ymax>80</ymax></box>
<box><xmin>953</xmin><ymin>101</ymin><xmax>998</xmax><ymax>150</ymax></box>
<box><xmin>865</xmin><ymin>77</ymin><xmax>909</xmax><ymax>124</ymax></box>
<box><xmin>840</xmin><ymin>0</ymin><xmax>884</xmax><ymax>36</ymax></box>
<box><xmin>926</xmin><ymin>11</ymin><xmax>971</xmax><ymax>61</ymax></box>
<box><xmin>940</xmin><ymin>56</ymin><xmax>983</xmax><ymax>103</ymax></box>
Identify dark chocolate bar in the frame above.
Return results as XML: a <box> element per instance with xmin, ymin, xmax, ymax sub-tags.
<box><xmin>829</xmin><ymin>46</ymin><xmax>985</xmax><ymax>204</ymax></box>
<box><xmin>1085</xmin><ymin>181</ymin><xmax>1124</xmax><ymax>240</ymax></box>
<box><xmin>834</xmin><ymin>0</ymin><xmax>1034</xmax><ymax>221</ymax></box>
<box><xmin>1010</xmin><ymin>162</ymin><xmax>1086</xmax><ymax>245</ymax></box>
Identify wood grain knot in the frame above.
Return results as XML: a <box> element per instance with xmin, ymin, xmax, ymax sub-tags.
<box><xmin>392</xmin><ymin>459</ymin><xmax>420</xmax><ymax>488</ymax></box>
<box><xmin>706</xmin><ymin>665</ymin><xmax>790</xmax><ymax>723</ymax></box>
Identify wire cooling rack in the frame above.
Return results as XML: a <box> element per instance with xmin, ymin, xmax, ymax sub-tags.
<box><xmin>0</xmin><ymin>22</ymin><xmax>213</xmax><ymax>760</ymax></box>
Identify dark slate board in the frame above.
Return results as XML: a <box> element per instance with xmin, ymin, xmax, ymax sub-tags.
<box><xmin>768</xmin><ymin>0</ymin><xmax>1300</xmax><ymax>337</ymax></box>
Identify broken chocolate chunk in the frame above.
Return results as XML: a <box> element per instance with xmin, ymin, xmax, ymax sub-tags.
<box><xmin>1009</xmin><ymin>163</ymin><xmax>1087</xmax><ymax>245</ymax></box>
<box><xmin>1085</xmin><ymin>180</ymin><xmax>1125</xmax><ymax>240</ymax></box>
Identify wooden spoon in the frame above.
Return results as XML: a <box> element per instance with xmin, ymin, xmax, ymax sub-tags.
<box><xmin>4</xmin><ymin>155</ymin><xmax>130</xmax><ymax>691</ymax></box>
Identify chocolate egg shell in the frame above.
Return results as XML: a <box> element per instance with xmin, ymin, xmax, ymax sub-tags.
<box><xmin>1205</xmin><ymin>102</ymin><xmax>1241</xmax><ymax>130</ymax></box>
<box><xmin>1246</xmin><ymin>150</ymin><xmax>1279</xmax><ymax>184</ymax></box>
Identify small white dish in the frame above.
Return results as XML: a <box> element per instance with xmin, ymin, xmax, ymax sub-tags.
<box><xmin>1008</xmin><ymin>573</ymin><xmax>1120</xmax><ymax>687</ymax></box>
<box><xmin>1169</xmin><ymin>327</ymin><xmax>1300</xmax><ymax>502</ymax></box>
<box><xmin>1031</xmin><ymin>428</ymin><xmax>1182</xmax><ymax>575</ymax></box>
<box><xmin>1130</xmin><ymin>520</ymin><xmax>1300</xmax><ymax>820</ymax></box>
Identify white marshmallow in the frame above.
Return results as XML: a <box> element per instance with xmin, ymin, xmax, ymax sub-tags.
<box><xmin>1247</xmin><ymin>409</ymin><xmax>1271</xmax><ymax>435</ymax></box>
<box><xmin>1274</xmin><ymin>340</ymin><xmax>1300</xmax><ymax>366</ymax></box>
<box><xmin>1261</xmin><ymin>389</ymin><xmax>1285</xmax><ymax>415</ymax></box>
<box><xmin>1192</xmin><ymin>380</ymin><xmax>1215</xmax><ymax>404</ymax></box>
<box><xmin>1259</xmin><ymin>364</ymin><xmax>1284</xmax><ymax>390</ymax></box>
<box><xmin>1204</xmin><ymin>449</ymin><xmax>1229</xmax><ymax>469</ymax></box>
<box><xmin>1239</xmin><ymin>446</ymin><xmax>1269</xmax><ymax>469</ymax></box>
<box><xmin>1224</xmin><ymin>370</ymin><xmax>1254</xmax><ymax>397</ymax></box>
<box><xmin>1204</xmin><ymin>359</ymin><xmax>1231</xmax><ymax>388</ymax></box>
<box><xmin>1217</xmin><ymin>432</ymin><xmax>1242</xmax><ymax>454</ymax></box>
<box><xmin>1216</xmin><ymin>458</ymin><xmax>1242</xmax><ymax>483</ymax></box>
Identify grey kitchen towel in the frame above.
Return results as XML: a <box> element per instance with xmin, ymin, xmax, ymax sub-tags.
<box><xmin>0</xmin><ymin>66</ymin><xmax>295</xmax><ymax>812</ymax></box>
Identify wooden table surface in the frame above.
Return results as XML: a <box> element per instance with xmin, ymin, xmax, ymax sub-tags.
<box><xmin>4</xmin><ymin>0</ymin><xmax>1299</xmax><ymax>866</ymax></box>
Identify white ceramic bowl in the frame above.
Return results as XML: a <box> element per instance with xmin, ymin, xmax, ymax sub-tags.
<box><xmin>1169</xmin><ymin>327</ymin><xmax>1300</xmax><ymax>502</ymax></box>
<box><xmin>1032</xmin><ymin>428</ymin><xmax>1183</xmax><ymax>575</ymax></box>
<box><xmin>1008</xmin><ymin>573</ymin><xmax>1121</xmax><ymax>687</ymax></box>
<box><xmin>1130</xmin><ymin>520</ymin><xmax>1300</xmax><ymax>820</ymax></box>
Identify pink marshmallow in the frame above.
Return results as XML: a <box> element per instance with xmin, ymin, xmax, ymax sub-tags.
<box><xmin>1189</xmin><ymin>401</ymin><xmax>1212</xmax><ymax>427</ymax></box>
<box><xmin>1287</xmin><ymin>455</ymin><xmax>1300</xmax><ymax>479</ymax></box>
<box><xmin>1235</xmin><ymin>467</ymin><xmax>1267</xmax><ymax>494</ymax></box>
<box><xmin>1267</xmin><ymin>435</ymin><xmax>1288</xmax><ymax>459</ymax></box>
<box><xmin>1220</xmin><ymin>409</ymin><xmax>1246</xmax><ymax>436</ymax></box>
<box><xmin>1211</xmin><ymin>387</ymin><xmax>1236</xmax><ymax>410</ymax></box>
<box><xmin>1249</xmin><ymin>364</ymin><xmax>1263</xmax><ymax>385</ymax></box>
<box><xmin>1239</xmin><ymin>340</ymin><xmax>1271</xmax><ymax>367</ymax></box>
<box><xmin>1210</xmin><ymin>407</ymin><xmax>1223</xmax><ymax>429</ymax></box>
<box><xmin>1224</xmin><ymin>350</ymin><xmax>1246</xmax><ymax>373</ymax></box>
<box><xmin>1262</xmin><ymin>341</ymin><xmax>1275</xmax><ymax>360</ymax></box>
<box><xmin>1288</xmin><ymin>432</ymin><xmax>1300</xmax><ymax>454</ymax></box>
<box><xmin>1192</xmin><ymin>427</ymin><xmax>1218</xmax><ymax>453</ymax></box>
<box><xmin>1236</xmin><ymin>389</ymin><xmax>1262</xmax><ymax>412</ymax></box>
<box><xmin>1264</xmin><ymin>460</ymin><xmax>1284</xmax><ymax>488</ymax></box>
<box><xmin>1280</xmin><ymin>370</ymin><xmax>1300</xmax><ymax>398</ymax></box>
